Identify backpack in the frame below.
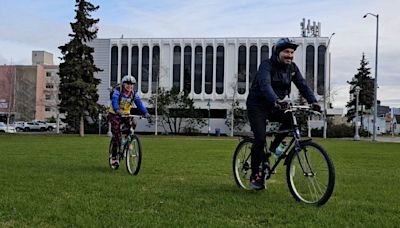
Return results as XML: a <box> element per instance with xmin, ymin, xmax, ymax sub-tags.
<box><xmin>109</xmin><ymin>84</ymin><xmax>135</xmax><ymax>104</ymax></box>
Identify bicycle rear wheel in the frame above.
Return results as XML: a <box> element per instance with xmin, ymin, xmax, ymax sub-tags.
<box><xmin>125</xmin><ymin>134</ymin><xmax>142</xmax><ymax>175</ymax></box>
<box><xmin>286</xmin><ymin>141</ymin><xmax>335</xmax><ymax>206</ymax></box>
<box><xmin>232</xmin><ymin>138</ymin><xmax>254</xmax><ymax>190</ymax></box>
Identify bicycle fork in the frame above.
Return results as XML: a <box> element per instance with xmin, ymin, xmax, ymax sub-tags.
<box><xmin>291</xmin><ymin>118</ymin><xmax>315</xmax><ymax>177</ymax></box>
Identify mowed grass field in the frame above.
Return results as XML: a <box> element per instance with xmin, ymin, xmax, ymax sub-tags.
<box><xmin>0</xmin><ymin>134</ymin><xmax>399</xmax><ymax>227</ymax></box>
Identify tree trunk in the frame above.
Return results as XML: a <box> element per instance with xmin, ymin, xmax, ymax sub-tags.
<box><xmin>80</xmin><ymin>114</ymin><xmax>84</xmax><ymax>137</ymax></box>
<box><xmin>360</xmin><ymin>105</ymin><xmax>364</xmax><ymax>130</ymax></box>
<box><xmin>166</xmin><ymin>117</ymin><xmax>173</xmax><ymax>133</ymax></box>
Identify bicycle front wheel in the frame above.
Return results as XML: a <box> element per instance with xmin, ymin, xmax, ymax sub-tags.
<box><xmin>232</xmin><ymin>138</ymin><xmax>254</xmax><ymax>190</ymax></box>
<box><xmin>125</xmin><ymin>134</ymin><xmax>142</xmax><ymax>175</ymax></box>
<box><xmin>286</xmin><ymin>141</ymin><xmax>335</xmax><ymax>206</ymax></box>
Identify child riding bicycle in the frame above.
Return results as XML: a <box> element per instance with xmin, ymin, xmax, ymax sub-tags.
<box><xmin>108</xmin><ymin>75</ymin><xmax>151</xmax><ymax>167</ymax></box>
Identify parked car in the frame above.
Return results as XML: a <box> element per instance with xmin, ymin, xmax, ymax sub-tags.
<box><xmin>14</xmin><ymin>121</ymin><xmax>26</xmax><ymax>132</ymax></box>
<box><xmin>35</xmin><ymin>120</ymin><xmax>67</xmax><ymax>132</ymax></box>
<box><xmin>0</xmin><ymin>122</ymin><xmax>16</xmax><ymax>133</ymax></box>
<box><xmin>22</xmin><ymin>121</ymin><xmax>47</xmax><ymax>132</ymax></box>
<box><xmin>34</xmin><ymin>120</ymin><xmax>54</xmax><ymax>131</ymax></box>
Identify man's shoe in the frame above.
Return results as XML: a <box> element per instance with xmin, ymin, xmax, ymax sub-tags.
<box><xmin>249</xmin><ymin>172</ymin><xmax>265</xmax><ymax>190</ymax></box>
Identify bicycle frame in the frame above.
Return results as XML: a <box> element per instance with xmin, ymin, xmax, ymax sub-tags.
<box><xmin>119</xmin><ymin>115</ymin><xmax>142</xmax><ymax>157</ymax></box>
<box><xmin>264</xmin><ymin>106</ymin><xmax>319</xmax><ymax>177</ymax></box>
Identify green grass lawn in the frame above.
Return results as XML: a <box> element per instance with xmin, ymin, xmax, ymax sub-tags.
<box><xmin>0</xmin><ymin>134</ymin><xmax>399</xmax><ymax>227</ymax></box>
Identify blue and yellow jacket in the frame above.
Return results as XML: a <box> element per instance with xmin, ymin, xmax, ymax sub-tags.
<box><xmin>108</xmin><ymin>88</ymin><xmax>148</xmax><ymax>115</ymax></box>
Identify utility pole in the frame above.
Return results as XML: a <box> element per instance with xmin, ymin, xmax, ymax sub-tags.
<box><xmin>207</xmin><ymin>99</ymin><xmax>211</xmax><ymax>136</ymax></box>
<box><xmin>354</xmin><ymin>86</ymin><xmax>361</xmax><ymax>140</ymax></box>
<box><xmin>323</xmin><ymin>32</ymin><xmax>335</xmax><ymax>138</ymax></box>
<box><xmin>363</xmin><ymin>13</ymin><xmax>379</xmax><ymax>141</ymax></box>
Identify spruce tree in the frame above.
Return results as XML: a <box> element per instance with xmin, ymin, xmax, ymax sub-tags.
<box><xmin>58</xmin><ymin>0</ymin><xmax>101</xmax><ymax>136</ymax></box>
<box><xmin>345</xmin><ymin>53</ymin><xmax>374</xmax><ymax>127</ymax></box>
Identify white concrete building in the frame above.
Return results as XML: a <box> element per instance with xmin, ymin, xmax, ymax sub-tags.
<box><xmin>90</xmin><ymin>37</ymin><xmax>330</xmax><ymax>134</ymax></box>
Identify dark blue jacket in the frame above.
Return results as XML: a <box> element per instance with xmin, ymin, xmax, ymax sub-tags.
<box><xmin>246</xmin><ymin>53</ymin><xmax>317</xmax><ymax>109</ymax></box>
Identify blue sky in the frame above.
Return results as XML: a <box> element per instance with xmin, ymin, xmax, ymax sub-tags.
<box><xmin>1</xmin><ymin>0</ymin><xmax>399</xmax><ymax>108</ymax></box>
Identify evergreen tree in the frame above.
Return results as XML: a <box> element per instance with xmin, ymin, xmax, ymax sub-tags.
<box><xmin>345</xmin><ymin>53</ymin><xmax>374</xmax><ymax>127</ymax></box>
<box><xmin>58</xmin><ymin>0</ymin><xmax>102</xmax><ymax>136</ymax></box>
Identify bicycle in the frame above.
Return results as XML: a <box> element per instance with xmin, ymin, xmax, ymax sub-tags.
<box><xmin>108</xmin><ymin>115</ymin><xmax>143</xmax><ymax>175</ymax></box>
<box><xmin>232</xmin><ymin>105</ymin><xmax>335</xmax><ymax>206</ymax></box>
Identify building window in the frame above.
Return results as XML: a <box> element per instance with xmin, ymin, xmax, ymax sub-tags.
<box><xmin>306</xmin><ymin>45</ymin><xmax>315</xmax><ymax>91</ymax></box>
<box><xmin>237</xmin><ymin>45</ymin><xmax>246</xmax><ymax>94</ymax></box>
<box><xmin>194</xmin><ymin>46</ymin><xmax>202</xmax><ymax>94</ymax></box>
<box><xmin>45</xmin><ymin>95</ymin><xmax>51</xmax><ymax>100</ymax></box>
<box><xmin>110</xmin><ymin>46</ymin><xmax>118</xmax><ymax>86</ymax></box>
<box><xmin>317</xmin><ymin>45</ymin><xmax>326</xmax><ymax>95</ymax></box>
<box><xmin>121</xmin><ymin>46</ymin><xmax>128</xmax><ymax>77</ymax></box>
<box><xmin>205</xmin><ymin>46</ymin><xmax>213</xmax><ymax>94</ymax></box>
<box><xmin>46</xmin><ymin>72</ymin><xmax>52</xmax><ymax>77</ymax></box>
<box><xmin>216</xmin><ymin>46</ymin><xmax>224</xmax><ymax>94</ymax></box>
<box><xmin>261</xmin><ymin>45</ymin><xmax>269</xmax><ymax>62</ymax></box>
<box><xmin>249</xmin><ymin>45</ymin><xmax>258</xmax><ymax>86</ymax></box>
<box><xmin>184</xmin><ymin>46</ymin><xmax>192</xmax><ymax>94</ymax></box>
<box><xmin>141</xmin><ymin>46</ymin><xmax>149</xmax><ymax>93</ymax></box>
<box><xmin>173</xmin><ymin>46</ymin><xmax>181</xmax><ymax>90</ymax></box>
<box><xmin>131</xmin><ymin>46</ymin><xmax>139</xmax><ymax>82</ymax></box>
<box><xmin>45</xmin><ymin>107</ymin><xmax>51</xmax><ymax>112</ymax></box>
<box><xmin>46</xmin><ymin>84</ymin><xmax>54</xmax><ymax>89</ymax></box>
<box><xmin>152</xmin><ymin>46</ymin><xmax>160</xmax><ymax>94</ymax></box>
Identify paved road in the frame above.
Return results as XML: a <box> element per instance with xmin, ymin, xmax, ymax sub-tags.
<box><xmin>373</xmin><ymin>136</ymin><xmax>400</xmax><ymax>143</ymax></box>
<box><xmin>348</xmin><ymin>136</ymin><xmax>400</xmax><ymax>143</ymax></box>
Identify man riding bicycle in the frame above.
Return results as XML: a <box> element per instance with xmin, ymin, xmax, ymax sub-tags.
<box><xmin>246</xmin><ymin>38</ymin><xmax>321</xmax><ymax>190</ymax></box>
<box><xmin>108</xmin><ymin>75</ymin><xmax>150</xmax><ymax>167</ymax></box>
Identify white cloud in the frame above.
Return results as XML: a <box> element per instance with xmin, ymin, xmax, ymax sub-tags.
<box><xmin>1</xmin><ymin>0</ymin><xmax>399</xmax><ymax>107</ymax></box>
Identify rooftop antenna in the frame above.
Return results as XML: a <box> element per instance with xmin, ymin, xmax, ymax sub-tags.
<box><xmin>300</xmin><ymin>18</ymin><xmax>321</xmax><ymax>37</ymax></box>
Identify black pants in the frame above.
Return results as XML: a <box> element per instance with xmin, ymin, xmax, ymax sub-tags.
<box><xmin>247</xmin><ymin>106</ymin><xmax>292</xmax><ymax>173</ymax></box>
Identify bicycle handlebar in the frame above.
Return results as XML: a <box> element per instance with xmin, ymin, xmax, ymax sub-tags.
<box><xmin>285</xmin><ymin>105</ymin><xmax>321</xmax><ymax>116</ymax></box>
<box><xmin>120</xmin><ymin>114</ymin><xmax>144</xmax><ymax>119</ymax></box>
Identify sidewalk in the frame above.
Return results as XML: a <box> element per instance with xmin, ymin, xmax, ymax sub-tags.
<box><xmin>373</xmin><ymin>136</ymin><xmax>400</xmax><ymax>143</ymax></box>
<box><xmin>339</xmin><ymin>136</ymin><xmax>400</xmax><ymax>143</ymax></box>
<box><xmin>351</xmin><ymin>136</ymin><xmax>400</xmax><ymax>143</ymax></box>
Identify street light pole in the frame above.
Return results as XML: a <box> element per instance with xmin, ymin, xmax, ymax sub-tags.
<box><xmin>207</xmin><ymin>99</ymin><xmax>211</xmax><ymax>136</ymax></box>
<box><xmin>354</xmin><ymin>86</ymin><xmax>361</xmax><ymax>141</ymax></box>
<box><xmin>363</xmin><ymin>13</ymin><xmax>379</xmax><ymax>141</ymax></box>
<box><xmin>155</xmin><ymin>74</ymin><xmax>159</xmax><ymax>135</ymax></box>
<box><xmin>323</xmin><ymin>32</ymin><xmax>335</xmax><ymax>138</ymax></box>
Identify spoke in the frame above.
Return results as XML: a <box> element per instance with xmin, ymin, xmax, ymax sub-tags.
<box><xmin>310</xmin><ymin>178</ymin><xmax>321</xmax><ymax>201</ymax></box>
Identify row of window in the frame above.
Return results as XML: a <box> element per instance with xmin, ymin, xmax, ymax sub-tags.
<box><xmin>306</xmin><ymin>45</ymin><xmax>326</xmax><ymax>95</ymax></box>
<box><xmin>111</xmin><ymin>46</ymin><xmax>160</xmax><ymax>94</ymax></box>
<box><xmin>45</xmin><ymin>84</ymin><xmax>54</xmax><ymax>89</ymax></box>
<box><xmin>110</xmin><ymin>44</ymin><xmax>326</xmax><ymax>95</ymax></box>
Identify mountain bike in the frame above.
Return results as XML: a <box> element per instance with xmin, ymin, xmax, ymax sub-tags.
<box><xmin>108</xmin><ymin>115</ymin><xmax>143</xmax><ymax>175</ymax></box>
<box><xmin>232</xmin><ymin>105</ymin><xmax>335</xmax><ymax>206</ymax></box>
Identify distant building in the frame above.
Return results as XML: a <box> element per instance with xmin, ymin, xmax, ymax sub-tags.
<box><xmin>327</xmin><ymin>108</ymin><xmax>346</xmax><ymax>126</ymax></box>
<box><xmin>0</xmin><ymin>52</ymin><xmax>60</xmax><ymax>122</ymax></box>
<box><xmin>89</xmin><ymin>36</ymin><xmax>331</xmax><ymax>134</ymax></box>
<box><xmin>360</xmin><ymin>105</ymin><xmax>393</xmax><ymax>135</ymax></box>
<box><xmin>32</xmin><ymin>51</ymin><xmax>54</xmax><ymax>65</ymax></box>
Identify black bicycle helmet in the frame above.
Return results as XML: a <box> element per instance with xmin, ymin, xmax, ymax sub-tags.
<box><xmin>274</xmin><ymin>38</ymin><xmax>298</xmax><ymax>54</ymax></box>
